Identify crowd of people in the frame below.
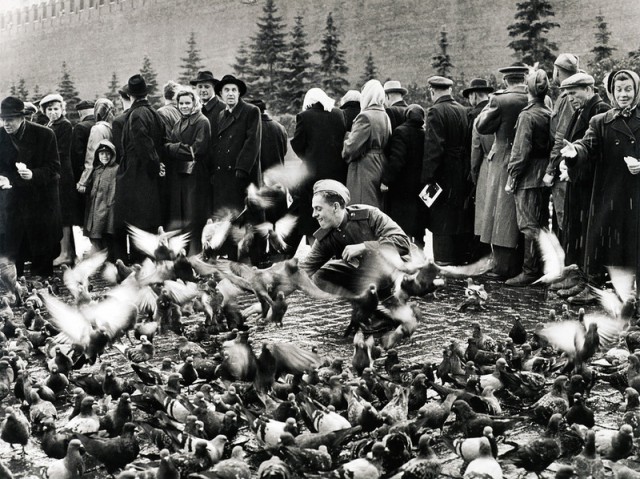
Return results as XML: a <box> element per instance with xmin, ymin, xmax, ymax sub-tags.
<box><xmin>0</xmin><ymin>52</ymin><xmax>639</xmax><ymax>306</ymax></box>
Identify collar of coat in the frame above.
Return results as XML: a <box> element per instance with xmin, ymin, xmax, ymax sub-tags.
<box><xmin>203</xmin><ymin>96</ymin><xmax>221</xmax><ymax>112</ymax></box>
<box><xmin>392</xmin><ymin>100</ymin><xmax>408</xmax><ymax>107</ymax></box>
<box><xmin>131</xmin><ymin>98</ymin><xmax>152</xmax><ymax>110</ymax></box>
<box><xmin>434</xmin><ymin>95</ymin><xmax>454</xmax><ymax>105</ymax></box>
<box><xmin>602</xmin><ymin>104</ymin><xmax>640</xmax><ymax>125</ymax></box>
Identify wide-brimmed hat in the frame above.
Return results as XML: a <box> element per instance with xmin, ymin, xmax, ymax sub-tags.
<box><xmin>190</xmin><ymin>70</ymin><xmax>218</xmax><ymax>86</ymax></box>
<box><xmin>0</xmin><ymin>96</ymin><xmax>27</xmax><ymax>119</ymax></box>
<box><xmin>383</xmin><ymin>80</ymin><xmax>408</xmax><ymax>95</ymax></box>
<box><xmin>128</xmin><ymin>74</ymin><xmax>148</xmax><ymax>96</ymax></box>
<box><xmin>215</xmin><ymin>75</ymin><xmax>247</xmax><ymax>97</ymax></box>
<box><xmin>40</xmin><ymin>93</ymin><xmax>64</xmax><ymax>109</ymax></box>
<box><xmin>498</xmin><ymin>63</ymin><xmax>529</xmax><ymax>80</ymax></box>
<box><xmin>462</xmin><ymin>78</ymin><xmax>495</xmax><ymax>98</ymax></box>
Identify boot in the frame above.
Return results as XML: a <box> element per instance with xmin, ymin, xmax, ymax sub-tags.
<box><xmin>568</xmin><ymin>286</ymin><xmax>598</xmax><ymax>305</ymax></box>
<box><xmin>557</xmin><ymin>282</ymin><xmax>586</xmax><ymax>298</ymax></box>
<box><xmin>505</xmin><ymin>236</ymin><xmax>540</xmax><ymax>287</ymax></box>
<box><xmin>505</xmin><ymin>271</ymin><xmax>539</xmax><ymax>287</ymax></box>
<box><xmin>549</xmin><ymin>267</ymin><xmax>584</xmax><ymax>291</ymax></box>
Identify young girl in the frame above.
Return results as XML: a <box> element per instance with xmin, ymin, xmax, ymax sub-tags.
<box><xmin>84</xmin><ymin>139</ymin><xmax>118</xmax><ymax>258</ymax></box>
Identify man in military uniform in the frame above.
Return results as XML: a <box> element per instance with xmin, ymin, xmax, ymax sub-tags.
<box><xmin>300</xmin><ymin>179</ymin><xmax>410</xmax><ymax>299</ymax></box>
<box><xmin>421</xmin><ymin>75</ymin><xmax>473</xmax><ymax>266</ymax></box>
<box><xmin>476</xmin><ymin>64</ymin><xmax>529</xmax><ymax>279</ymax></box>
<box><xmin>504</xmin><ymin>70</ymin><xmax>553</xmax><ymax>286</ymax></box>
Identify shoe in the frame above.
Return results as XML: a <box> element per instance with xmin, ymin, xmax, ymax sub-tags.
<box><xmin>505</xmin><ymin>272</ymin><xmax>539</xmax><ymax>287</ymax></box>
<box><xmin>53</xmin><ymin>256</ymin><xmax>74</xmax><ymax>267</ymax></box>
<box><xmin>549</xmin><ymin>272</ymin><xmax>583</xmax><ymax>291</ymax></box>
<box><xmin>568</xmin><ymin>286</ymin><xmax>598</xmax><ymax>305</ymax></box>
<box><xmin>484</xmin><ymin>271</ymin><xmax>508</xmax><ymax>281</ymax></box>
<box><xmin>557</xmin><ymin>282</ymin><xmax>586</xmax><ymax>298</ymax></box>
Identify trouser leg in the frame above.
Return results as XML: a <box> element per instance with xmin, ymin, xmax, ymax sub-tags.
<box><xmin>514</xmin><ymin>188</ymin><xmax>544</xmax><ymax>276</ymax></box>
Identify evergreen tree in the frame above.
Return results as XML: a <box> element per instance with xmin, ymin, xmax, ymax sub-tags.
<box><xmin>16</xmin><ymin>78</ymin><xmax>29</xmax><ymax>100</ymax></box>
<box><xmin>317</xmin><ymin>12</ymin><xmax>349</xmax><ymax>98</ymax></box>
<box><xmin>232</xmin><ymin>42</ymin><xmax>253</xmax><ymax>81</ymax></box>
<box><xmin>58</xmin><ymin>61</ymin><xmax>81</xmax><ymax>118</ymax></box>
<box><xmin>9</xmin><ymin>83</ymin><xmax>17</xmax><ymax>97</ymax></box>
<box><xmin>31</xmin><ymin>84</ymin><xmax>41</xmax><ymax>103</ymax></box>
<box><xmin>105</xmin><ymin>72</ymin><xmax>120</xmax><ymax>106</ymax></box>
<box><xmin>432</xmin><ymin>26</ymin><xmax>454</xmax><ymax>77</ymax></box>
<box><xmin>248</xmin><ymin>0</ymin><xmax>288</xmax><ymax>108</ymax></box>
<box><xmin>281</xmin><ymin>15</ymin><xmax>315</xmax><ymax>113</ymax></box>
<box><xmin>178</xmin><ymin>32</ymin><xmax>205</xmax><ymax>85</ymax></box>
<box><xmin>140</xmin><ymin>55</ymin><xmax>161</xmax><ymax>107</ymax></box>
<box><xmin>591</xmin><ymin>14</ymin><xmax>616</xmax><ymax>63</ymax></box>
<box><xmin>360</xmin><ymin>51</ymin><xmax>379</xmax><ymax>85</ymax></box>
<box><xmin>507</xmin><ymin>0</ymin><xmax>559</xmax><ymax>72</ymax></box>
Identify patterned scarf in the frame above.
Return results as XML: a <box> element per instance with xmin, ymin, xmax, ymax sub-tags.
<box><xmin>605</xmin><ymin>70</ymin><xmax>640</xmax><ymax>119</ymax></box>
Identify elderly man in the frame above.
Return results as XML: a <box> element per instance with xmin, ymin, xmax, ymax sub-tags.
<box><xmin>300</xmin><ymin>179</ymin><xmax>410</xmax><ymax>300</ymax></box>
<box><xmin>476</xmin><ymin>64</ymin><xmax>529</xmax><ymax>279</ymax></box>
<box><xmin>422</xmin><ymin>75</ymin><xmax>473</xmax><ymax>266</ymax></box>
<box><xmin>384</xmin><ymin>80</ymin><xmax>409</xmax><ymax>131</ymax></box>
<box><xmin>0</xmin><ymin>96</ymin><xmax>62</xmax><ymax>276</ymax></box>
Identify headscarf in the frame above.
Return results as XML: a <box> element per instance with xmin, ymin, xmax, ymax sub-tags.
<box><xmin>526</xmin><ymin>69</ymin><xmax>549</xmax><ymax>99</ymax></box>
<box><xmin>341</xmin><ymin>90</ymin><xmax>361</xmax><ymax>105</ymax></box>
<box><xmin>404</xmin><ymin>104</ymin><xmax>425</xmax><ymax>129</ymax></box>
<box><xmin>360</xmin><ymin>79</ymin><xmax>385</xmax><ymax>110</ymax></box>
<box><xmin>94</xmin><ymin>98</ymin><xmax>115</xmax><ymax>123</ymax></box>
<box><xmin>175</xmin><ymin>87</ymin><xmax>201</xmax><ymax>116</ymax></box>
<box><xmin>302</xmin><ymin>88</ymin><xmax>335</xmax><ymax>112</ymax></box>
<box><xmin>606</xmin><ymin>70</ymin><xmax>640</xmax><ymax>118</ymax></box>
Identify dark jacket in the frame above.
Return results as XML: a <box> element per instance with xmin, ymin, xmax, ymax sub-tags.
<box><xmin>157</xmin><ymin>104</ymin><xmax>181</xmax><ymax>133</ymax></box>
<box><xmin>202</xmin><ymin>97</ymin><xmax>226</xmax><ymax>133</ymax></box>
<box><xmin>111</xmin><ymin>111</ymin><xmax>127</xmax><ymax>163</ymax></box>
<box><xmin>70</xmin><ymin>114</ymin><xmax>95</xmax><ymax>183</ymax></box>
<box><xmin>341</xmin><ymin>101</ymin><xmax>361</xmax><ymax>132</ymax></box>
<box><xmin>548</xmin><ymin>92</ymin><xmax>576</xmax><ymax>175</ymax></box>
<box><xmin>422</xmin><ymin>95</ymin><xmax>472</xmax><ymax>235</ymax></box>
<box><xmin>113</xmin><ymin>99</ymin><xmax>167</xmax><ymax>232</ymax></box>
<box><xmin>260</xmin><ymin>113</ymin><xmax>288</xmax><ymax>171</ymax></box>
<box><xmin>0</xmin><ymin>121</ymin><xmax>62</xmax><ymax>257</ymax></box>
<box><xmin>386</xmin><ymin>100</ymin><xmax>408</xmax><ymax>131</ymax></box>
<box><xmin>85</xmin><ymin>139</ymin><xmax>118</xmax><ymax>237</ymax></box>
<box><xmin>49</xmin><ymin>117</ymin><xmax>76</xmax><ymax>225</ymax></box>
<box><xmin>507</xmin><ymin>99</ymin><xmax>552</xmax><ymax>189</ymax></box>
<box><xmin>211</xmin><ymin>98</ymin><xmax>262</xmax><ymax>212</ymax></box>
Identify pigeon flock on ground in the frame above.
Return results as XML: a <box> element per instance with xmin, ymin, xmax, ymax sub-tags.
<box><xmin>0</xmin><ymin>189</ymin><xmax>638</xmax><ymax>478</ymax></box>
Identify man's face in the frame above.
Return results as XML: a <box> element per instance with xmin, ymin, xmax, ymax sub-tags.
<box><xmin>3</xmin><ymin>117</ymin><xmax>24</xmax><ymax>135</ymax></box>
<box><xmin>45</xmin><ymin>102</ymin><xmax>63</xmax><ymax>122</ymax></box>
<box><xmin>467</xmin><ymin>92</ymin><xmax>478</xmax><ymax>107</ymax></box>
<box><xmin>221</xmin><ymin>84</ymin><xmax>239</xmax><ymax>108</ymax></box>
<box><xmin>196</xmin><ymin>82</ymin><xmax>215</xmax><ymax>102</ymax></box>
<box><xmin>312</xmin><ymin>195</ymin><xmax>342</xmax><ymax>230</ymax></box>
<box><xmin>565</xmin><ymin>86</ymin><xmax>591</xmax><ymax>109</ymax></box>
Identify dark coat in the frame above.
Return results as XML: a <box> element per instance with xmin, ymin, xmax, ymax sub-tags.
<box><xmin>475</xmin><ymin>85</ymin><xmax>528</xmax><ymax>247</ymax></box>
<box><xmin>386</xmin><ymin>100</ymin><xmax>409</xmax><ymax>131</ymax></box>
<box><xmin>113</xmin><ymin>99</ymin><xmax>167</xmax><ymax>232</ymax></box>
<box><xmin>383</xmin><ymin>116</ymin><xmax>426</xmax><ymax>239</ymax></box>
<box><xmin>202</xmin><ymin>97</ymin><xmax>226</xmax><ymax>133</ymax></box>
<box><xmin>0</xmin><ymin>121</ymin><xmax>62</xmax><ymax>258</ymax></box>
<box><xmin>341</xmin><ymin>101</ymin><xmax>361</xmax><ymax>132</ymax></box>
<box><xmin>49</xmin><ymin>117</ymin><xmax>76</xmax><ymax>226</ymax></box>
<box><xmin>85</xmin><ymin>140</ymin><xmax>118</xmax><ymax>237</ymax></box>
<box><xmin>111</xmin><ymin>111</ymin><xmax>127</xmax><ymax>163</ymax></box>
<box><xmin>211</xmin><ymin>98</ymin><xmax>262</xmax><ymax>212</ymax></box>
<box><xmin>290</xmin><ymin>104</ymin><xmax>347</xmax><ymax>236</ymax></box>
<box><xmin>70</xmin><ymin>115</ymin><xmax>95</xmax><ymax>183</ymax></box>
<box><xmin>422</xmin><ymin>95</ymin><xmax>473</xmax><ymax>235</ymax></box>
<box><xmin>165</xmin><ymin>110</ymin><xmax>211</xmax><ymax>231</ymax></box>
<box><xmin>562</xmin><ymin>93</ymin><xmax>611</xmax><ymax>268</ymax></box>
<box><xmin>260</xmin><ymin>113</ymin><xmax>288</xmax><ymax>171</ymax></box>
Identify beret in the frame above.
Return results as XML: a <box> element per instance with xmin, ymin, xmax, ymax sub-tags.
<box><xmin>554</xmin><ymin>53</ymin><xmax>579</xmax><ymax>73</ymax></box>
<box><xmin>76</xmin><ymin>100</ymin><xmax>95</xmax><ymax>110</ymax></box>
<box><xmin>40</xmin><ymin>93</ymin><xmax>64</xmax><ymax>108</ymax></box>
<box><xmin>313</xmin><ymin>179</ymin><xmax>350</xmax><ymax>204</ymax></box>
<box><xmin>526</xmin><ymin>69</ymin><xmax>549</xmax><ymax>98</ymax></box>
<box><xmin>560</xmin><ymin>72</ymin><xmax>595</xmax><ymax>89</ymax></box>
<box><xmin>427</xmin><ymin>76</ymin><xmax>454</xmax><ymax>88</ymax></box>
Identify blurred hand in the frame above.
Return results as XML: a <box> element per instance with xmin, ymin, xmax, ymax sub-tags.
<box><xmin>559</xmin><ymin>160</ymin><xmax>570</xmax><ymax>182</ymax></box>
<box><xmin>18</xmin><ymin>168</ymin><xmax>32</xmax><ymax>180</ymax></box>
<box><xmin>542</xmin><ymin>173</ymin><xmax>554</xmax><ymax>187</ymax></box>
<box><xmin>627</xmin><ymin>158</ymin><xmax>640</xmax><ymax>175</ymax></box>
<box><xmin>342</xmin><ymin>243</ymin><xmax>366</xmax><ymax>263</ymax></box>
<box><xmin>504</xmin><ymin>182</ymin><xmax>513</xmax><ymax>194</ymax></box>
<box><xmin>76</xmin><ymin>183</ymin><xmax>86</xmax><ymax>194</ymax></box>
<box><xmin>380</xmin><ymin>183</ymin><xmax>389</xmax><ymax>193</ymax></box>
<box><xmin>560</xmin><ymin>139</ymin><xmax>577</xmax><ymax>158</ymax></box>
<box><xmin>159</xmin><ymin>163</ymin><xmax>166</xmax><ymax>177</ymax></box>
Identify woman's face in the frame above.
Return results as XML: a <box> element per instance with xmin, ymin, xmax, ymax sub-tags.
<box><xmin>614</xmin><ymin>78</ymin><xmax>635</xmax><ymax>108</ymax></box>
<box><xmin>45</xmin><ymin>102</ymin><xmax>62</xmax><ymax>121</ymax></box>
<box><xmin>178</xmin><ymin>95</ymin><xmax>194</xmax><ymax>116</ymax></box>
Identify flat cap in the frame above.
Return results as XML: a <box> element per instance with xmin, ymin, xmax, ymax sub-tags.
<box><xmin>40</xmin><ymin>93</ymin><xmax>64</xmax><ymax>108</ymax></box>
<box><xmin>76</xmin><ymin>100</ymin><xmax>95</xmax><ymax>111</ymax></box>
<box><xmin>427</xmin><ymin>76</ymin><xmax>454</xmax><ymax>88</ymax></box>
<box><xmin>313</xmin><ymin>179</ymin><xmax>350</xmax><ymax>204</ymax></box>
<box><xmin>560</xmin><ymin>72</ymin><xmax>595</xmax><ymax>89</ymax></box>
<box><xmin>554</xmin><ymin>53</ymin><xmax>579</xmax><ymax>74</ymax></box>
<box><xmin>526</xmin><ymin>69</ymin><xmax>549</xmax><ymax>98</ymax></box>
<box><xmin>498</xmin><ymin>64</ymin><xmax>529</xmax><ymax>78</ymax></box>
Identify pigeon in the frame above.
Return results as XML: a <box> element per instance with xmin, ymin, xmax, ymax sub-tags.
<box><xmin>45</xmin><ymin>439</ymin><xmax>85</xmax><ymax>479</ymax></box>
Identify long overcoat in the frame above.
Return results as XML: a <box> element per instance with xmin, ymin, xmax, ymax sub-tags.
<box><xmin>475</xmin><ymin>86</ymin><xmax>528</xmax><ymax>247</ymax></box>
<box><xmin>344</xmin><ymin>105</ymin><xmax>391</xmax><ymax>208</ymax></box>
<box><xmin>421</xmin><ymin>95</ymin><xmax>473</xmax><ymax>236</ymax></box>
<box><xmin>290</xmin><ymin>104</ymin><xmax>347</xmax><ymax>236</ymax></box>
<box><xmin>113</xmin><ymin>99</ymin><xmax>166</xmax><ymax>232</ymax></box>
<box><xmin>259</xmin><ymin>113</ymin><xmax>288</xmax><ymax>172</ymax></box>
<box><xmin>562</xmin><ymin>94</ymin><xmax>610</xmax><ymax>268</ymax></box>
<box><xmin>0</xmin><ymin>121</ymin><xmax>62</xmax><ymax>258</ymax></box>
<box><xmin>165</xmin><ymin>110</ymin><xmax>211</xmax><ymax>231</ymax></box>
<box><xmin>70</xmin><ymin>114</ymin><xmax>95</xmax><ymax>223</ymax></box>
<box><xmin>386</xmin><ymin>100</ymin><xmax>408</xmax><ymax>132</ymax></box>
<box><xmin>340</xmin><ymin>101</ymin><xmax>361</xmax><ymax>132</ymax></box>
<box><xmin>210</xmin><ymin>98</ymin><xmax>262</xmax><ymax>212</ymax></box>
<box><xmin>569</xmin><ymin>108</ymin><xmax>640</xmax><ymax>273</ymax></box>
<box><xmin>383</xmin><ymin>115</ymin><xmax>426</xmax><ymax>239</ymax></box>
<box><xmin>49</xmin><ymin>117</ymin><xmax>76</xmax><ymax>226</ymax></box>
<box><xmin>84</xmin><ymin>140</ymin><xmax>118</xmax><ymax>237</ymax></box>
<box><xmin>468</xmin><ymin>100</ymin><xmax>494</xmax><ymax>235</ymax></box>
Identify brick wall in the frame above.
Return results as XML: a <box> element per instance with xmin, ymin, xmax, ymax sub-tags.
<box><xmin>1</xmin><ymin>0</ymin><xmax>639</xmax><ymax>100</ymax></box>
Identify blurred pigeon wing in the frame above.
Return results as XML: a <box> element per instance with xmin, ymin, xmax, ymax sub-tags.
<box><xmin>274</xmin><ymin>214</ymin><xmax>298</xmax><ymax>239</ymax></box>
<box><xmin>42</xmin><ymin>294</ymin><xmax>91</xmax><ymax>347</ymax></box>
<box><xmin>263</xmin><ymin>162</ymin><xmax>310</xmax><ymax>190</ymax></box>
<box><xmin>163</xmin><ymin>280</ymin><xmax>199</xmax><ymax>305</ymax></box>
<box><xmin>216</xmin><ymin>278</ymin><xmax>244</xmax><ymax>303</ymax></box>
<box><xmin>270</xmin><ymin>343</ymin><xmax>320</xmax><ymax>375</ymax></box>
<box><xmin>136</xmin><ymin>286</ymin><xmax>158</xmax><ymax>315</ymax></box>
<box><xmin>538</xmin><ymin>321</ymin><xmax>583</xmax><ymax>356</ymax></box>
<box><xmin>606</xmin><ymin>266</ymin><xmax>635</xmax><ymax>301</ymax></box>
<box><xmin>90</xmin><ymin>284</ymin><xmax>139</xmax><ymax>338</ymax></box>
<box><xmin>589</xmin><ymin>285</ymin><xmax>623</xmax><ymax>318</ymax></box>
<box><xmin>583</xmin><ymin>314</ymin><xmax>627</xmax><ymax>348</ymax></box>
<box><xmin>438</xmin><ymin>256</ymin><xmax>493</xmax><ymax>278</ymax></box>
<box><xmin>536</xmin><ymin>229</ymin><xmax>564</xmax><ymax>281</ymax></box>
<box><xmin>127</xmin><ymin>224</ymin><xmax>159</xmax><ymax>258</ymax></box>
<box><xmin>64</xmin><ymin>250</ymin><xmax>108</xmax><ymax>296</ymax></box>
<box><xmin>168</xmin><ymin>232</ymin><xmax>191</xmax><ymax>257</ymax></box>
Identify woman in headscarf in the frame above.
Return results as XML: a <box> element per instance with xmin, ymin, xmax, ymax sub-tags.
<box><xmin>382</xmin><ymin>104</ymin><xmax>426</xmax><ymax>243</ymax></box>
<box><xmin>340</xmin><ymin>90</ymin><xmax>361</xmax><ymax>132</ymax></box>
<box><xmin>41</xmin><ymin>93</ymin><xmax>76</xmax><ymax>266</ymax></box>
<box><xmin>343</xmin><ymin>79</ymin><xmax>391</xmax><ymax>208</ymax></box>
<box><xmin>561</xmin><ymin>70</ymin><xmax>640</xmax><ymax>285</ymax></box>
<box><xmin>290</xmin><ymin>87</ymin><xmax>347</xmax><ymax>244</ymax></box>
<box><xmin>78</xmin><ymin>98</ymin><xmax>115</xmax><ymax>193</ymax></box>
<box><xmin>164</xmin><ymin>87</ymin><xmax>210</xmax><ymax>250</ymax></box>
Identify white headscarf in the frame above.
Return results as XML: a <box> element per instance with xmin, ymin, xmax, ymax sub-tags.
<box><xmin>360</xmin><ymin>79</ymin><xmax>385</xmax><ymax>110</ymax></box>
<box><xmin>302</xmin><ymin>88</ymin><xmax>335</xmax><ymax>112</ymax></box>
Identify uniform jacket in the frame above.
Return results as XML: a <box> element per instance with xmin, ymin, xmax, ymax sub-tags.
<box><xmin>0</xmin><ymin>121</ymin><xmax>62</xmax><ymax>256</ymax></box>
<box><xmin>259</xmin><ymin>113</ymin><xmax>288</xmax><ymax>171</ymax></box>
<box><xmin>475</xmin><ymin>85</ymin><xmax>528</xmax><ymax>247</ymax></box>
<box><xmin>211</xmin><ymin>98</ymin><xmax>262</xmax><ymax>211</ymax></box>
<box><xmin>300</xmin><ymin>205</ymin><xmax>410</xmax><ymax>277</ymax></box>
<box><xmin>507</xmin><ymin>99</ymin><xmax>552</xmax><ymax>189</ymax></box>
<box><xmin>113</xmin><ymin>98</ymin><xmax>167</xmax><ymax>231</ymax></box>
<box><xmin>85</xmin><ymin>140</ymin><xmax>118</xmax><ymax>237</ymax></box>
<box><xmin>340</xmin><ymin>101</ymin><xmax>361</xmax><ymax>132</ymax></box>
<box><xmin>386</xmin><ymin>100</ymin><xmax>408</xmax><ymax>131</ymax></box>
